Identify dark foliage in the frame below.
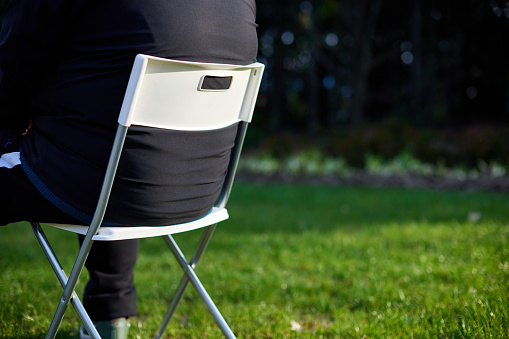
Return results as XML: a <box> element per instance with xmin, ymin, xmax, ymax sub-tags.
<box><xmin>255</xmin><ymin>0</ymin><xmax>509</xmax><ymax>131</ymax></box>
<box><xmin>255</xmin><ymin>121</ymin><xmax>509</xmax><ymax>169</ymax></box>
<box><xmin>252</xmin><ymin>0</ymin><xmax>509</xmax><ymax>166</ymax></box>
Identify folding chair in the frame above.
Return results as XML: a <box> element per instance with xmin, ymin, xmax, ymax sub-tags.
<box><xmin>29</xmin><ymin>54</ymin><xmax>264</xmax><ymax>339</ymax></box>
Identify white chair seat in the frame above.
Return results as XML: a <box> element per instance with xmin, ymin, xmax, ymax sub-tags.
<box><xmin>46</xmin><ymin>207</ymin><xmax>229</xmax><ymax>241</ymax></box>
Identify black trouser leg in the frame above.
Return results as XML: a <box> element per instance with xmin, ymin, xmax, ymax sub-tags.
<box><xmin>79</xmin><ymin>236</ymin><xmax>139</xmax><ymax>321</ymax></box>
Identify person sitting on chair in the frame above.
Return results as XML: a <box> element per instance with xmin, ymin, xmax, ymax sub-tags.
<box><xmin>0</xmin><ymin>0</ymin><xmax>258</xmax><ymax>338</ymax></box>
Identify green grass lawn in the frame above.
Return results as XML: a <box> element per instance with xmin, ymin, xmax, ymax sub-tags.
<box><xmin>1</xmin><ymin>183</ymin><xmax>508</xmax><ymax>338</ymax></box>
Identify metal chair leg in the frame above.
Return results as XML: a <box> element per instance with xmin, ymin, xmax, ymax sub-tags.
<box><xmin>154</xmin><ymin>225</ymin><xmax>235</xmax><ymax>339</ymax></box>
<box><xmin>31</xmin><ymin>223</ymin><xmax>101</xmax><ymax>339</ymax></box>
<box><xmin>154</xmin><ymin>225</ymin><xmax>216</xmax><ymax>338</ymax></box>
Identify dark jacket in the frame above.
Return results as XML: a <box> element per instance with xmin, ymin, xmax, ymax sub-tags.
<box><xmin>0</xmin><ymin>0</ymin><xmax>258</xmax><ymax>225</ymax></box>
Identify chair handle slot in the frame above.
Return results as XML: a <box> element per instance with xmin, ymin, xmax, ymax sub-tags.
<box><xmin>199</xmin><ymin>75</ymin><xmax>233</xmax><ymax>91</ymax></box>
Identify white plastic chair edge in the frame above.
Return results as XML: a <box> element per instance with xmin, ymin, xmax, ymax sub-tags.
<box><xmin>118</xmin><ymin>54</ymin><xmax>265</xmax><ymax>128</ymax></box>
<box><xmin>45</xmin><ymin>207</ymin><xmax>229</xmax><ymax>241</ymax></box>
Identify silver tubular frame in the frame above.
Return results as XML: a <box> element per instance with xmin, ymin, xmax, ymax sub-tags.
<box><xmin>35</xmin><ymin>121</ymin><xmax>248</xmax><ymax>338</ymax></box>
<box><xmin>153</xmin><ymin>121</ymin><xmax>249</xmax><ymax>339</ymax></box>
<box><xmin>216</xmin><ymin>121</ymin><xmax>249</xmax><ymax>209</ymax></box>
<box><xmin>31</xmin><ymin>222</ymin><xmax>101</xmax><ymax>339</ymax></box>
<box><xmin>40</xmin><ymin>125</ymin><xmax>128</xmax><ymax>339</ymax></box>
<box><xmin>163</xmin><ymin>229</ymin><xmax>235</xmax><ymax>339</ymax></box>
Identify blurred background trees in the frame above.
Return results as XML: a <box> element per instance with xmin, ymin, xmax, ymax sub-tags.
<box><xmin>253</xmin><ymin>0</ymin><xmax>509</xmax><ymax>169</ymax></box>
<box><xmin>256</xmin><ymin>0</ymin><xmax>509</xmax><ymax>129</ymax></box>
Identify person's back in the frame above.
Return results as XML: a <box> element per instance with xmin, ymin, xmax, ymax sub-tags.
<box><xmin>3</xmin><ymin>0</ymin><xmax>258</xmax><ymax>226</ymax></box>
<box><xmin>0</xmin><ymin>1</ymin><xmax>259</xmax><ymax>336</ymax></box>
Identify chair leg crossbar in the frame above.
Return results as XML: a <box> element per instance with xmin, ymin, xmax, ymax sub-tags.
<box><xmin>32</xmin><ymin>222</ymin><xmax>235</xmax><ymax>339</ymax></box>
<box><xmin>155</xmin><ymin>224</ymin><xmax>236</xmax><ymax>339</ymax></box>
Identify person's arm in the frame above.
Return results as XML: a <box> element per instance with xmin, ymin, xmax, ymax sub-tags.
<box><xmin>0</xmin><ymin>0</ymin><xmax>70</xmax><ymax>128</ymax></box>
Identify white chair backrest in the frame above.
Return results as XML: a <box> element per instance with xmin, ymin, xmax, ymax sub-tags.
<box><xmin>118</xmin><ymin>54</ymin><xmax>265</xmax><ymax>131</ymax></box>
